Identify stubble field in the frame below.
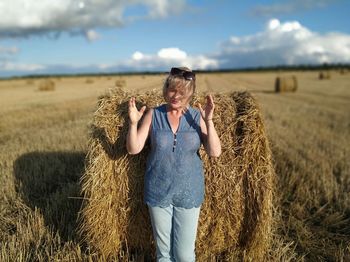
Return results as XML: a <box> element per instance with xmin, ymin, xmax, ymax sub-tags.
<box><xmin>0</xmin><ymin>71</ymin><xmax>349</xmax><ymax>261</ymax></box>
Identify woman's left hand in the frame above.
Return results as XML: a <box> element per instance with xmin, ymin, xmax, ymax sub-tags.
<box><xmin>198</xmin><ymin>94</ymin><xmax>215</xmax><ymax>122</ymax></box>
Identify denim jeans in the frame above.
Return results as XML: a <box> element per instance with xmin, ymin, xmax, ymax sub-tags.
<box><xmin>148</xmin><ymin>204</ymin><xmax>201</xmax><ymax>262</ymax></box>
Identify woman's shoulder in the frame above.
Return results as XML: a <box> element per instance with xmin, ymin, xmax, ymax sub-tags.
<box><xmin>146</xmin><ymin>105</ymin><xmax>165</xmax><ymax>119</ymax></box>
<box><xmin>188</xmin><ymin>105</ymin><xmax>201</xmax><ymax>115</ymax></box>
<box><xmin>153</xmin><ymin>104</ymin><xmax>166</xmax><ymax>112</ymax></box>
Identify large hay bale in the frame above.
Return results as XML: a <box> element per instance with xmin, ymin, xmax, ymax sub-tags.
<box><xmin>275</xmin><ymin>76</ymin><xmax>297</xmax><ymax>92</ymax></box>
<box><xmin>319</xmin><ymin>71</ymin><xmax>331</xmax><ymax>79</ymax></box>
<box><xmin>79</xmin><ymin>88</ymin><xmax>274</xmax><ymax>261</ymax></box>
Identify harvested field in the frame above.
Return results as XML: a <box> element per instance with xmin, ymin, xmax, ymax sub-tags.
<box><xmin>0</xmin><ymin>71</ymin><xmax>349</xmax><ymax>261</ymax></box>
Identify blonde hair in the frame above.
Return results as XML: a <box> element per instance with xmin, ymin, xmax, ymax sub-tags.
<box><xmin>162</xmin><ymin>67</ymin><xmax>196</xmax><ymax>102</ymax></box>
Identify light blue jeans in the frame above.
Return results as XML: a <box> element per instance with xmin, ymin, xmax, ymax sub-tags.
<box><xmin>148</xmin><ymin>204</ymin><xmax>201</xmax><ymax>262</ymax></box>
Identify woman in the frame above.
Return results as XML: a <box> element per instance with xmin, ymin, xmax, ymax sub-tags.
<box><xmin>126</xmin><ymin>67</ymin><xmax>221</xmax><ymax>261</ymax></box>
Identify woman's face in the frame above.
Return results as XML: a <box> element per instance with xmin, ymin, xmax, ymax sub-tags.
<box><xmin>165</xmin><ymin>85</ymin><xmax>192</xmax><ymax>110</ymax></box>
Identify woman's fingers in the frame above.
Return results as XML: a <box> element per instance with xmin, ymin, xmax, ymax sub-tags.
<box><xmin>129</xmin><ymin>97</ymin><xmax>139</xmax><ymax>110</ymax></box>
<box><xmin>207</xmin><ymin>94</ymin><xmax>214</xmax><ymax>105</ymax></box>
<box><xmin>129</xmin><ymin>97</ymin><xmax>135</xmax><ymax>109</ymax></box>
<box><xmin>197</xmin><ymin>102</ymin><xmax>203</xmax><ymax>111</ymax></box>
<box><xmin>128</xmin><ymin>97</ymin><xmax>146</xmax><ymax>122</ymax></box>
<box><xmin>206</xmin><ymin>94</ymin><xmax>215</xmax><ymax>110</ymax></box>
<box><xmin>196</xmin><ymin>102</ymin><xmax>206</xmax><ymax>119</ymax></box>
<box><xmin>139</xmin><ymin>105</ymin><xmax>146</xmax><ymax>115</ymax></box>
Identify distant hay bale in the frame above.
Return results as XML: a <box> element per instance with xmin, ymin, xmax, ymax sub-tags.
<box><xmin>275</xmin><ymin>76</ymin><xmax>297</xmax><ymax>92</ymax></box>
<box><xmin>38</xmin><ymin>79</ymin><xmax>55</xmax><ymax>91</ymax></box>
<box><xmin>319</xmin><ymin>71</ymin><xmax>331</xmax><ymax>79</ymax></box>
<box><xmin>115</xmin><ymin>79</ymin><xmax>126</xmax><ymax>88</ymax></box>
<box><xmin>26</xmin><ymin>79</ymin><xmax>35</xmax><ymax>85</ymax></box>
<box><xmin>339</xmin><ymin>68</ymin><xmax>347</xmax><ymax>75</ymax></box>
<box><xmin>79</xmin><ymin>88</ymin><xmax>274</xmax><ymax>261</ymax></box>
<box><xmin>86</xmin><ymin>78</ymin><xmax>94</xmax><ymax>84</ymax></box>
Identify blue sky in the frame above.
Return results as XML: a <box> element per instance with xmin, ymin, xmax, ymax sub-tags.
<box><xmin>0</xmin><ymin>0</ymin><xmax>350</xmax><ymax>77</ymax></box>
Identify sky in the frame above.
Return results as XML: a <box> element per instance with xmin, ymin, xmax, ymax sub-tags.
<box><xmin>0</xmin><ymin>0</ymin><xmax>350</xmax><ymax>77</ymax></box>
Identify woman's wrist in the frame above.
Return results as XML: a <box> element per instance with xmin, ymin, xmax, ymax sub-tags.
<box><xmin>129</xmin><ymin>120</ymin><xmax>138</xmax><ymax>126</ymax></box>
<box><xmin>205</xmin><ymin>118</ymin><xmax>214</xmax><ymax>125</ymax></box>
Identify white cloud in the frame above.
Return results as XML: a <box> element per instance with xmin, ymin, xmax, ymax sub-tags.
<box><xmin>132</xmin><ymin>51</ymin><xmax>144</xmax><ymax>60</ymax></box>
<box><xmin>0</xmin><ymin>46</ymin><xmax>218</xmax><ymax>77</ymax></box>
<box><xmin>124</xmin><ymin>47</ymin><xmax>218</xmax><ymax>70</ymax></box>
<box><xmin>85</xmin><ymin>29</ymin><xmax>100</xmax><ymax>42</ymax></box>
<box><xmin>157</xmin><ymin>47</ymin><xmax>187</xmax><ymax>60</ymax></box>
<box><xmin>0</xmin><ymin>46</ymin><xmax>19</xmax><ymax>55</ymax></box>
<box><xmin>145</xmin><ymin>0</ymin><xmax>186</xmax><ymax>18</ymax></box>
<box><xmin>251</xmin><ymin>0</ymin><xmax>339</xmax><ymax>17</ymax></box>
<box><xmin>215</xmin><ymin>18</ymin><xmax>350</xmax><ymax>68</ymax></box>
<box><xmin>1</xmin><ymin>61</ymin><xmax>45</xmax><ymax>71</ymax></box>
<box><xmin>0</xmin><ymin>0</ymin><xmax>188</xmax><ymax>39</ymax></box>
<box><xmin>85</xmin><ymin>47</ymin><xmax>218</xmax><ymax>73</ymax></box>
<box><xmin>268</xmin><ymin>19</ymin><xmax>280</xmax><ymax>30</ymax></box>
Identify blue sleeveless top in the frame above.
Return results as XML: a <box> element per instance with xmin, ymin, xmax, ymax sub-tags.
<box><xmin>144</xmin><ymin>104</ymin><xmax>205</xmax><ymax>208</ymax></box>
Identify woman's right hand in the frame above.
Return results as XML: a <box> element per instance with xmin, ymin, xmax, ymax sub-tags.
<box><xmin>128</xmin><ymin>97</ymin><xmax>146</xmax><ymax>125</ymax></box>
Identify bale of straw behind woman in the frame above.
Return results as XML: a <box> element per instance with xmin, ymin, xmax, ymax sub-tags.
<box><xmin>79</xmin><ymin>88</ymin><xmax>274</xmax><ymax>261</ymax></box>
<box><xmin>275</xmin><ymin>76</ymin><xmax>297</xmax><ymax>92</ymax></box>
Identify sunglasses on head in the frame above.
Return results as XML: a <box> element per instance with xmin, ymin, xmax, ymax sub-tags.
<box><xmin>170</xmin><ymin>67</ymin><xmax>196</xmax><ymax>81</ymax></box>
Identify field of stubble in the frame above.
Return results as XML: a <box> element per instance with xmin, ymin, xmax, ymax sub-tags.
<box><xmin>0</xmin><ymin>71</ymin><xmax>349</xmax><ymax>261</ymax></box>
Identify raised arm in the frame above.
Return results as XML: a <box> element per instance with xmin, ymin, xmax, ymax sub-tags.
<box><xmin>126</xmin><ymin>97</ymin><xmax>153</xmax><ymax>155</ymax></box>
<box><xmin>198</xmin><ymin>94</ymin><xmax>222</xmax><ymax>157</ymax></box>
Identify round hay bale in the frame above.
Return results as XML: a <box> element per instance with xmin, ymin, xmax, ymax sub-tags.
<box><xmin>275</xmin><ymin>76</ymin><xmax>297</xmax><ymax>92</ymax></box>
<box><xmin>339</xmin><ymin>68</ymin><xmax>347</xmax><ymax>75</ymax></box>
<box><xmin>26</xmin><ymin>79</ymin><xmax>35</xmax><ymax>85</ymax></box>
<box><xmin>38</xmin><ymin>79</ymin><xmax>55</xmax><ymax>91</ymax></box>
<box><xmin>319</xmin><ymin>71</ymin><xmax>331</xmax><ymax>79</ymax></box>
<box><xmin>115</xmin><ymin>79</ymin><xmax>126</xmax><ymax>88</ymax></box>
<box><xmin>79</xmin><ymin>88</ymin><xmax>274</xmax><ymax>261</ymax></box>
<box><xmin>86</xmin><ymin>78</ymin><xmax>94</xmax><ymax>84</ymax></box>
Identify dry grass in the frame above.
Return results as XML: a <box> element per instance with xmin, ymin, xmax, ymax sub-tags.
<box><xmin>0</xmin><ymin>71</ymin><xmax>349</xmax><ymax>261</ymax></box>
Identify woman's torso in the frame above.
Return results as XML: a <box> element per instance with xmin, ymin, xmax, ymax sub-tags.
<box><xmin>144</xmin><ymin>104</ymin><xmax>205</xmax><ymax>208</ymax></box>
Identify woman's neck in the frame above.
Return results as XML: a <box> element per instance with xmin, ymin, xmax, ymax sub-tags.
<box><xmin>166</xmin><ymin>105</ymin><xmax>188</xmax><ymax>116</ymax></box>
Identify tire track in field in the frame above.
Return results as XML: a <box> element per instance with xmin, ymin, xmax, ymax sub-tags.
<box><xmin>204</xmin><ymin>77</ymin><xmax>214</xmax><ymax>92</ymax></box>
<box><xmin>201</xmin><ymin>73</ymin><xmax>274</xmax><ymax>93</ymax></box>
<box><xmin>133</xmin><ymin>78</ymin><xmax>163</xmax><ymax>93</ymax></box>
<box><xmin>201</xmin><ymin>74</ymin><xmax>243</xmax><ymax>93</ymax></box>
